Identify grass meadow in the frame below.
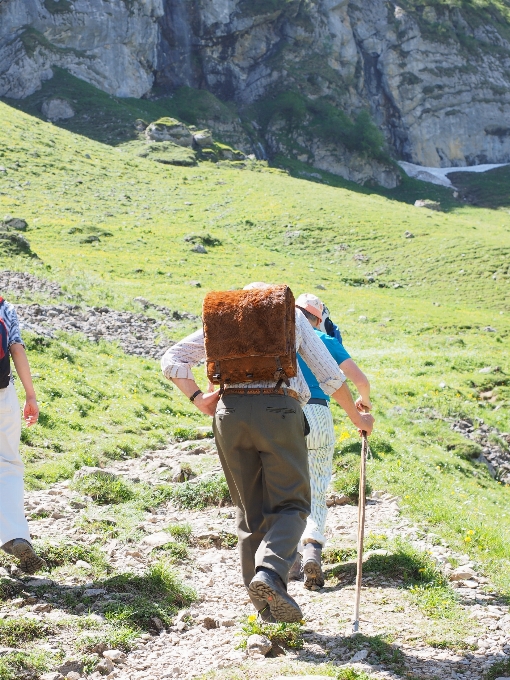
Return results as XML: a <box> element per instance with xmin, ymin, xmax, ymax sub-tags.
<box><xmin>0</xmin><ymin>84</ymin><xmax>509</xmax><ymax>600</ymax></box>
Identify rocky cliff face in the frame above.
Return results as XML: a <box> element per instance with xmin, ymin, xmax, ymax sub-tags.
<box><xmin>0</xmin><ymin>0</ymin><xmax>163</xmax><ymax>99</ymax></box>
<box><xmin>1</xmin><ymin>0</ymin><xmax>510</xmax><ymax>176</ymax></box>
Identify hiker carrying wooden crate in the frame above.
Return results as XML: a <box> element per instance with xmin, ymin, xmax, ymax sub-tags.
<box><xmin>161</xmin><ymin>283</ymin><xmax>374</xmax><ymax>623</ymax></box>
<box><xmin>0</xmin><ymin>297</ymin><xmax>46</xmax><ymax>574</ymax></box>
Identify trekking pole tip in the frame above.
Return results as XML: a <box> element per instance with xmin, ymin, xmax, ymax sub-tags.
<box><xmin>352</xmin><ymin>620</ymin><xmax>359</xmax><ymax>633</ymax></box>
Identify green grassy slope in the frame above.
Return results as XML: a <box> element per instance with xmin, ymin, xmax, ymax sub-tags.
<box><xmin>0</xmin><ymin>96</ymin><xmax>509</xmax><ymax>594</ymax></box>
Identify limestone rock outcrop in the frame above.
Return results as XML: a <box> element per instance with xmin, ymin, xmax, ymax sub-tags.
<box><xmin>1</xmin><ymin>0</ymin><xmax>509</xmax><ymax>177</ymax></box>
<box><xmin>145</xmin><ymin>118</ymin><xmax>193</xmax><ymax>146</ymax></box>
<box><xmin>0</xmin><ymin>0</ymin><xmax>163</xmax><ymax>99</ymax></box>
<box><xmin>41</xmin><ymin>97</ymin><xmax>74</xmax><ymax>121</ymax></box>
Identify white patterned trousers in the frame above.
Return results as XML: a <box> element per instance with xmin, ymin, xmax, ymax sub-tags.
<box><xmin>301</xmin><ymin>402</ymin><xmax>335</xmax><ymax>547</ymax></box>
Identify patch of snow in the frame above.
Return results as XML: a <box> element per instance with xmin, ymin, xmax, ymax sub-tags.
<box><xmin>399</xmin><ymin>161</ymin><xmax>509</xmax><ymax>188</ymax></box>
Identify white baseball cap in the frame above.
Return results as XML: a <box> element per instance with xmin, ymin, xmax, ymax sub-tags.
<box><xmin>295</xmin><ymin>293</ymin><xmax>324</xmax><ymax>320</ymax></box>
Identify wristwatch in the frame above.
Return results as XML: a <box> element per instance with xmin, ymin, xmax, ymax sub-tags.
<box><xmin>189</xmin><ymin>389</ymin><xmax>203</xmax><ymax>403</ymax></box>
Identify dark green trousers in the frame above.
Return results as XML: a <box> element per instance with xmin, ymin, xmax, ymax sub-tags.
<box><xmin>213</xmin><ymin>393</ymin><xmax>310</xmax><ymax>609</ymax></box>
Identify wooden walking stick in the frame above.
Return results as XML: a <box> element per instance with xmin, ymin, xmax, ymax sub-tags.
<box><xmin>352</xmin><ymin>427</ymin><xmax>369</xmax><ymax>633</ymax></box>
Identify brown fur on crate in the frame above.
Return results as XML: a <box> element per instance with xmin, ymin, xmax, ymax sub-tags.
<box><xmin>203</xmin><ymin>285</ymin><xmax>297</xmax><ymax>385</ymax></box>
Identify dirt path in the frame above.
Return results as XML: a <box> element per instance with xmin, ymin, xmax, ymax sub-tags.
<box><xmin>1</xmin><ymin>436</ymin><xmax>509</xmax><ymax>680</ymax></box>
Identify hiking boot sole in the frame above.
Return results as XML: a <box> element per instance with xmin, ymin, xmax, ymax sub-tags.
<box><xmin>303</xmin><ymin>559</ymin><xmax>325</xmax><ymax>590</ymax></box>
<box><xmin>249</xmin><ymin>579</ymin><xmax>303</xmax><ymax>623</ymax></box>
<box><xmin>11</xmin><ymin>543</ymin><xmax>46</xmax><ymax>575</ymax></box>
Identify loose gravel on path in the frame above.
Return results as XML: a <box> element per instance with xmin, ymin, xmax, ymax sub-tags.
<box><xmin>1</xmin><ymin>439</ymin><xmax>509</xmax><ymax>680</ymax></box>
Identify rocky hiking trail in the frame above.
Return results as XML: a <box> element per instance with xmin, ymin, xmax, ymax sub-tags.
<box><xmin>1</xmin><ymin>437</ymin><xmax>510</xmax><ymax>680</ymax></box>
<box><xmin>1</xmin><ymin>269</ymin><xmax>510</xmax><ymax>680</ymax></box>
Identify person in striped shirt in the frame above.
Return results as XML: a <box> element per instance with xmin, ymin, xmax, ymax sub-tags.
<box><xmin>293</xmin><ymin>293</ymin><xmax>372</xmax><ymax>590</ymax></box>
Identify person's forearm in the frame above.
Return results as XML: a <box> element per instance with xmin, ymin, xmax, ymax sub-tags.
<box><xmin>171</xmin><ymin>377</ymin><xmax>220</xmax><ymax>417</ymax></box>
<box><xmin>9</xmin><ymin>344</ymin><xmax>36</xmax><ymax>398</ymax></box>
<box><xmin>340</xmin><ymin>359</ymin><xmax>371</xmax><ymax>405</ymax></box>
<box><xmin>172</xmin><ymin>377</ymin><xmax>201</xmax><ymax>398</ymax></box>
<box><xmin>331</xmin><ymin>382</ymin><xmax>364</xmax><ymax>427</ymax></box>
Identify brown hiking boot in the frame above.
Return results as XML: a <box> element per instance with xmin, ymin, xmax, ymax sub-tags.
<box><xmin>3</xmin><ymin>539</ymin><xmax>46</xmax><ymax>575</ymax></box>
<box><xmin>303</xmin><ymin>541</ymin><xmax>324</xmax><ymax>590</ymax></box>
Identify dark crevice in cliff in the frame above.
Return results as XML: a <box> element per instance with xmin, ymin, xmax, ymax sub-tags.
<box><xmin>355</xmin><ymin>40</ymin><xmax>410</xmax><ymax>162</ymax></box>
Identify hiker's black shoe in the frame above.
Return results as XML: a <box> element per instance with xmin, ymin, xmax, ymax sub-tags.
<box><xmin>3</xmin><ymin>539</ymin><xmax>46</xmax><ymax>575</ymax></box>
<box><xmin>257</xmin><ymin>604</ymin><xmax>278</xmax><ymax>623</ymax></box>
<box><xmin>288</xmin><ymin>552</ymin><xmax>302</xmax><ymax>581</ymax></box>
<box><xmin>249</xmin><ymin>569</ymin><xmax>303</xmax><ymax>623</ymax></box>
<box><xmin>303</xmin><ymin>541</ymin><xmax>324</xmax><ymax>590</ymax></box>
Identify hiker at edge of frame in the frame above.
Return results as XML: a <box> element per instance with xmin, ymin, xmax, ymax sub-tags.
<box><xmin>160</xmin><ymin>282</ymin><xmax>374</xmax><ymax>625</ymax></box>
<box><xmin>289</xmin><ymin>293</ymin><xmax>372</xmax><ymax>591</ymax></box>
<box><xmin>0</xmin><ymin>296</ymin><xmax>46</xmax><ymax>574</ymax></box>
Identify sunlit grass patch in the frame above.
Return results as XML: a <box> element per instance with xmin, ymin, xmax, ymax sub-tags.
<box><xmin>485</xmin><ymin>658</ymin><xmax>510</xmax><ymax>680</ymax></box>
<box><xmin>0</xmin><ymin>618</ymin><xmax>50</xmax><ymax>647</ymax></box>
<box><xmin>237</xmin><ymin>615</ymin><xmax>304</xmax><ymax>650</ymax></box>
<box><xmin>78</xmin><ymin>624</ymin><xmax>140</xmax><ymax>654</ymax></box>
<box><xmin>72</xmin><ymin>470</ymin><xmax>134</xmax><ymax>504</ymax></box>
<box><xmin>332</xmin><ymin>452</ymin><xmax>373</xmax><ymax>502</ymax></box>
<box><xmin>33</xmin><ymin>540</ymin><xmax>108</xmax><ymax>571</ymax></box>
<box><xmin>165</xmin><ymin>522</ymin><xmax>193</xmax><ymax>544</ymax></box>
<box><xmin>344</xmin><ymin>633</ymin><xmax>405</xmax><ymax>672</ymax></box>
<box><xmin>170</xmin><ymin>475</ymin><xmax>231</xmax><ymax>510</ymax></box>
<box><xmin>101</xmin><ymin>560</ymin><xmax>196</xmax><ymax>631</ymax></box>
<box><xmin>0</xmin><ymin>650</ymin><xmax>57</xmax><ymax>680</ymax></box>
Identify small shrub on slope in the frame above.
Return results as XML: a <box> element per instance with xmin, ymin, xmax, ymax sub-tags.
<box><xmin>102</xmin><ymin>560</ymin><xmax>196</xmax><ymax>630</ymax></box>
<box><xmin>171</xmin><ymin>475</ymin><xmax>231</xmax><ymax>509</ymax></box>
<box><xmin>0</xmin><ymin>650</ymin><xmax>53</xmax><ymax>680</ymax></box>
<box><xmin>0</xmin><ymin>618</ymin><xmax>50</xmax><ymax>647</ymax></box>
<box><xmin>238</xmin><ymin>615</ymin><xmax>304</xmax><ymax>650</ymax></box>
<box><xmin>73</xmin><ymin>471</ymin><xmax>134</xmax><ymax>504</ymax></box>
<box><xmin>333</xmin><ymin>452</ymin><xmax>372</xmax><ymax>502</ymax></box>
<box><xmin>33</xmin><ymin>541</ymin><xmax>108</xmax><ymax>571</ymax></box>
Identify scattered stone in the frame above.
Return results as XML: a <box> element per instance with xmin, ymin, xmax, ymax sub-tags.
<box><xmin>25</xmin><ymin>578</ymin><xmax>53</xmax><ymax>587</ymax></box>
<box><xmin>40</xmin><ymin>673</ymin><xmax>65</xmax><ymax>680</ymax></box>
<box><xmin>103</xmin><ymin>649</ymin><xmax>125</xmax><ymax>663</ymax></box>
<box><xmin>191</xmin><ymin>244</ymin><xmax>207</xmax><ymax>254</ymax></box>
<box><xmin>351</xmin><ymin>649</ymin><xmax>369</xmax><ymax>662</ymax></box>
<box><xmin>33</xmin><ymin>602</ymin><xmax>52</xmax><ymax>613</ymax></box>
<box><xmin>75</xmin><ymin>603</ymin><xmax>86</xmax><ymax>614</ymax></box>
<box><xmin>483</xmin><ymin>326</ymin><xmax>497</xmax><ymax>332</ymax></box>
<box><xmin>96</xmin><ymin>657</ymin><xmax>114</xmax><ymax>675</ymax></box>
<box><xmin>76</xmin><ymin>561</ymin><xmax>92</xmax><ymax>571</ymax></box>
<box><xmin>461</xmin><ymin>579</ymin><xmax>479</xmax><ymax>588</ymax></box>
<box><xmin>57</xmin><ymin>661</ymin><xmax>84</xmax><ymax>676</ymax></box>
<box><xmin>141</xmin><ymin>532</ymin><xmax>174</xmax><ymax>548</ymax></box>
<box><xmin>404</xmin><ymin>230</ymin><xmax>414</xmax><ymax>238</ymax></box>
<box><xmin>73</xmin><ymin>466</ymin><xmax>118</xmax><ymax>482</ymax></box>
<box><xmin>201</xmin><ymin>616</ymin><xmax>218</xmax><ymax>630</ymax></box>
<box><xmin>246</xmin><ymin>633</ymin><xmax>272</xmax><ymax>657</ymax></box>
<box><xmin>193</xmin><ymin>130</ymin><xmax>213</xmax><ymax>148</ymax></box>
<box><xmin>151</xmin><ymin>616</ymin><xmax>165</xmax><ymax>631</ymax></box>
<box><xmin>188</xmin><ymin>280</ymin><xmax>201</xmax><ymax>287</ymax></box>
<box><xmin>41</xmin><ymin>98</ymin><xmax>75</xmax><ymax>121</ymax></box>
<box><xmin>2</xmin><ymin>218</ymin><xmax>27</xmax><ymax>231</ymax></box>
<box><xmin>145</xmin><ymin>119</ymin><xmax>193</xmax><ymax>146</ymax></box>
<box><xmin>15</xmin><ymin>301</ymin><xmax>197</xmax><ymax>361</ymax></box>
<box><xmin>414</xmin><ymin>199</ymin><xmax>441</xmax><ymax>210</ymax></box>
<box><xmin>83</xmin><ymin>588</ymin><xmax>106</xmax><ymax>597</ymax></box>
<box><xmin>65</xmin><ymin>673</ymin><xmax>82</xmax><ymax>680</ymax></box>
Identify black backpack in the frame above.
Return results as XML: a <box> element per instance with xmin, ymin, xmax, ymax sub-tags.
<box><xmin>0</xmin><ymin>298</ymin><xmax>12</xmax><ymax>388</ymax></box>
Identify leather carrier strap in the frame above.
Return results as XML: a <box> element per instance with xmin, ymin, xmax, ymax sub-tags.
<box><xmin>223</xmin><ymin>387</ymin><xmax>300</xmax><ymax>402</ymax></box>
